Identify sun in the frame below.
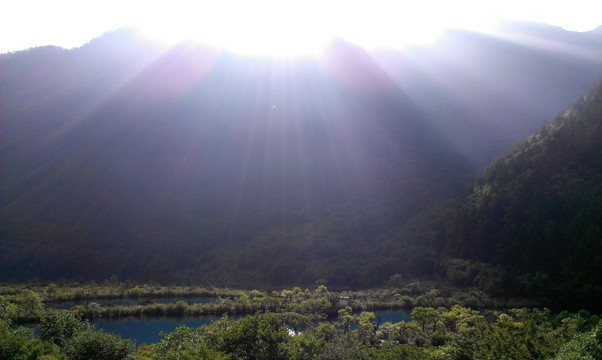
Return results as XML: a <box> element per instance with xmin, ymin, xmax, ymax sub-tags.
<box><xmin>136</xmin><ymin>1</ymin><xmax>338</xmax><ymax>57</ymax></box>
<box><xmin>133</xmin><ymin>1</ymin><xmax>461</xmax><ymax>57</ymax></box>
<box><xmin>1</xmin><ymin>1</ymin><xmax>601</xmax><ymax>56</ymax></box>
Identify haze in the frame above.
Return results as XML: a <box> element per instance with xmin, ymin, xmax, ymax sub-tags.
<box><xmin>2</xmin><ymin>0</ymin><xmax>600</xmax><ymax>56</ymax></box>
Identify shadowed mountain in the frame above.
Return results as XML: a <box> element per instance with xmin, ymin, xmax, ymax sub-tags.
<box><xmin>1</xmin><ymin>32</ymin><xmax>471</xmax><ymax>284</ymax></box>
<box><xmin>447</xmin><ymin>80</ymin><xmax>602</xmax><ymax>311</ymax></box>
<box><xmin>1</xmin><ymin>23</ymin><xmax>601</xmax><ymax>288</ymax></box>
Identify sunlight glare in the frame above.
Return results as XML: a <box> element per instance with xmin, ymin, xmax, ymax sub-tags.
<box><xmin>132</xmin><ymin>1</ymin><xmax>498</xmax><ymax>56</ymax></box>
<box><xmin>136</xmin><ymin>1</ymin><xmax>335</xmax><ymax>57</ymax></box>
<box><xmin>1</xmin><ymin>0</ymin><xmax>600</xmax><ymax>55</ymax></box>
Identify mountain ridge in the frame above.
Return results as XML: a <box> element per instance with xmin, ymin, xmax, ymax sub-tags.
<box><xmin>1</xmin><ymin>31</ymin><xmax>471</xmax><ymax>284</ymax></box>
<box><xmin>445</xmin><ymin>80</ymin><xmax>602</xmax><ymax>310</ymax></box>
<box><xmin>1</xmin><ymin>24</ymin><xmax>601</xmax><ymax>303</ymax></box>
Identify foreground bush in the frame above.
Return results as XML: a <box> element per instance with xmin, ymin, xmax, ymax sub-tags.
<box><xmin>62</xmin><ymin>327</ymin><xmax>135</xmax><ymax>360</ymax></box>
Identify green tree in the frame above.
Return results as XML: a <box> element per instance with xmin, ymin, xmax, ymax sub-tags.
<box><xmin>411</xmin><ymin>306</ymin><xmax>439</xmax><ymax>333</ymax></box>
<box><xmin>0</xmin><ymin>296</ymin><xmax>19</xmax><ymax>322</ymax></box>
<box><xmin>0</xmin><ymin>319</ymin><xmax>64</xmax><ymax>360</ymax></box>
<box><xmin>40</xmin><ymin>311</ymin><xmax>88</xmax><ymax>347</ymax></box>
<box><xmin>554</xmin><ymin>325</ymin><xmax>602</xmax><ymax>360</ymax></box>
<box><xmin>316</xmin><ymin>334</ymin><xmax>372</xmax><ymax>360</ymax></box>
<box><xmin>63</xmin><ymin>327</ymin><xmax>135</xmax><ymax>360</ymax></box>
<box><xmin>203</xmin><ymin>313</ymin><xmax>290</xmax><ymax>360</ymax></box>
<box><xmin>357</xmin><ymin>311</ymin><xmax>378</xmax><ymax>344</ymax></box>
<box><xmin>284</xmin><ymin>329</ymin><xmax>327</xmax><ymax>360</ymax></box>
<box><xmin>152</xmin><ymin>326</ymin><xmax>227</xmax><ymax>360</ymax></box>
<box><xmin>280</xmin><ymin>312</ymin><xmax>312</xmax><ymax>333</ymax></box>
<box><xmin>337</xmin><ymin>306</ymin><xmax>357</xmax><ymax>334</ymax></box>
<box><xmin>16</xmin><ymin>290</ymin><xmax>43</xmax><ymax>319</ymax></box>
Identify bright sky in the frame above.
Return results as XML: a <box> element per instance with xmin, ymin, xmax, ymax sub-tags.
<box><xmin>1</xmin><ymin>0</ymin><xmax>600</xmax><ymax>56</ymax></box>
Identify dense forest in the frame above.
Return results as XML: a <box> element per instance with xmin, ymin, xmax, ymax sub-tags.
<box><xmin>1</xmin><ymin>34</ymin><xmax>474</xmax><ymax>285</ymax></box>
<box><xmin>444</xmin><ymin>81</ymin><xmax>602</xmax><ymax>311</ymax></box>
<box><xmin>1</xmin><ymin>282</ymin><xmax>601</xmax><ymax>359</ymax></box>
<box><xmin>1</xmin><ymin>23</ymin><xmax>602</xmax><ymax>314</ymax></box>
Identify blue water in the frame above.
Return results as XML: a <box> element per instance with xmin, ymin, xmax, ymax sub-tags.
<box><xmin>46</xmin><ymin>296</ymin><xmax>216</xmax><ymax>310</ymax></box>
<box><xmin>373</xmin><ymin>309</ymin><xmax>411</xmax><ymax>324</ymax></box>
<box><xmin>94</xmin><ymin>309</ymin><xmax>411</xmax><ymax>344</ymax></box>
<box><xmin>95</xmin><ymin>315</ymin><xmax>235</xmax><ymax>344</ymax></box>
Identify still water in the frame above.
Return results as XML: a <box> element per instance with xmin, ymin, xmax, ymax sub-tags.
<box><xmin>46</xmin><ymin>296</ymin><xmax>216</xmax><ymax>309</ymax></box>
<box><xmin>95</xmin><ymin>315</ymin><xmax>238</xmax><ymax>344</ymax></box>
<box><xmin>94</xmin><ymin>310</ymin><xmax>411</xmax><ymax>344</ymax></box>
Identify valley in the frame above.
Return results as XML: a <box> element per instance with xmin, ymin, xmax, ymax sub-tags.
<box><xmin>1</xmin><ymin>21</ymin><xmax>601</xmax><ymax>359</ymax></box>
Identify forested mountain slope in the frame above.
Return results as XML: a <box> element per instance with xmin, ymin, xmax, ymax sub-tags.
<box><xmin>1</xmin><ymin>25</ymin><xmax>601</xmax><ymax>295</ymax></box>
<box><xmin>0</xmin><ymin>30</ymin><xmax>471</xmax><ymax>285</ymax></box>
<box><xmin>447</xmin><ymin>80</ymin><xmax>602</xmax><ymax>310</ymax></box>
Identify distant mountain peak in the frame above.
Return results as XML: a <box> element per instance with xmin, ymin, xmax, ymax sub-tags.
<box><xmin>322</xmin><ymin>38</ymin><xmax>397</xmax><ymax>95</ymax></box>
<box><xmin>590</xmin><ymin>25</ymin><xmax>602</xmax><ymax>35</ymax></box>
<box><xmin>1</xmin><ymin>24</ymin><xmax>601</xmax><ymax>289</ymax></box>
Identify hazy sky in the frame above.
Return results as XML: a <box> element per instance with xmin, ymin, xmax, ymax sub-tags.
<box><xmin>1</xmin><ymin>0</ymin><xmax>600</xmax><ymax>55</ymax></box>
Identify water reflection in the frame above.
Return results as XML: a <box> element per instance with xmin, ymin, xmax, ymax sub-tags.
<box><xmin>96</xmin><ymin>315</ymin><xmax>240</xmax><ymax>344</ymax></box>
<box><xmin>94</xmin><ymin>309</ymin><xmax>411</xmax><ymax>344</ymax></box>
<box><xmin>46</xmin><ymin>296</ymin><xmax>216</xmax><ymax>309</ymax></box>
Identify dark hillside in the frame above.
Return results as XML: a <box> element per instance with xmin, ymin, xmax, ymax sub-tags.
<box><xmin>2</xmin><ymin>25</ymin><xmax>601</xmax><ymax>294</ymax></box>
<box><xmin>0</xmin><ymin>32</ymin><xmax>471</xmax><ymax>285</ymax></box>
<box><xmin>448</xmin><ymin>80</ymin><xmax>602</xmax><ymax>310</ymax></box>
